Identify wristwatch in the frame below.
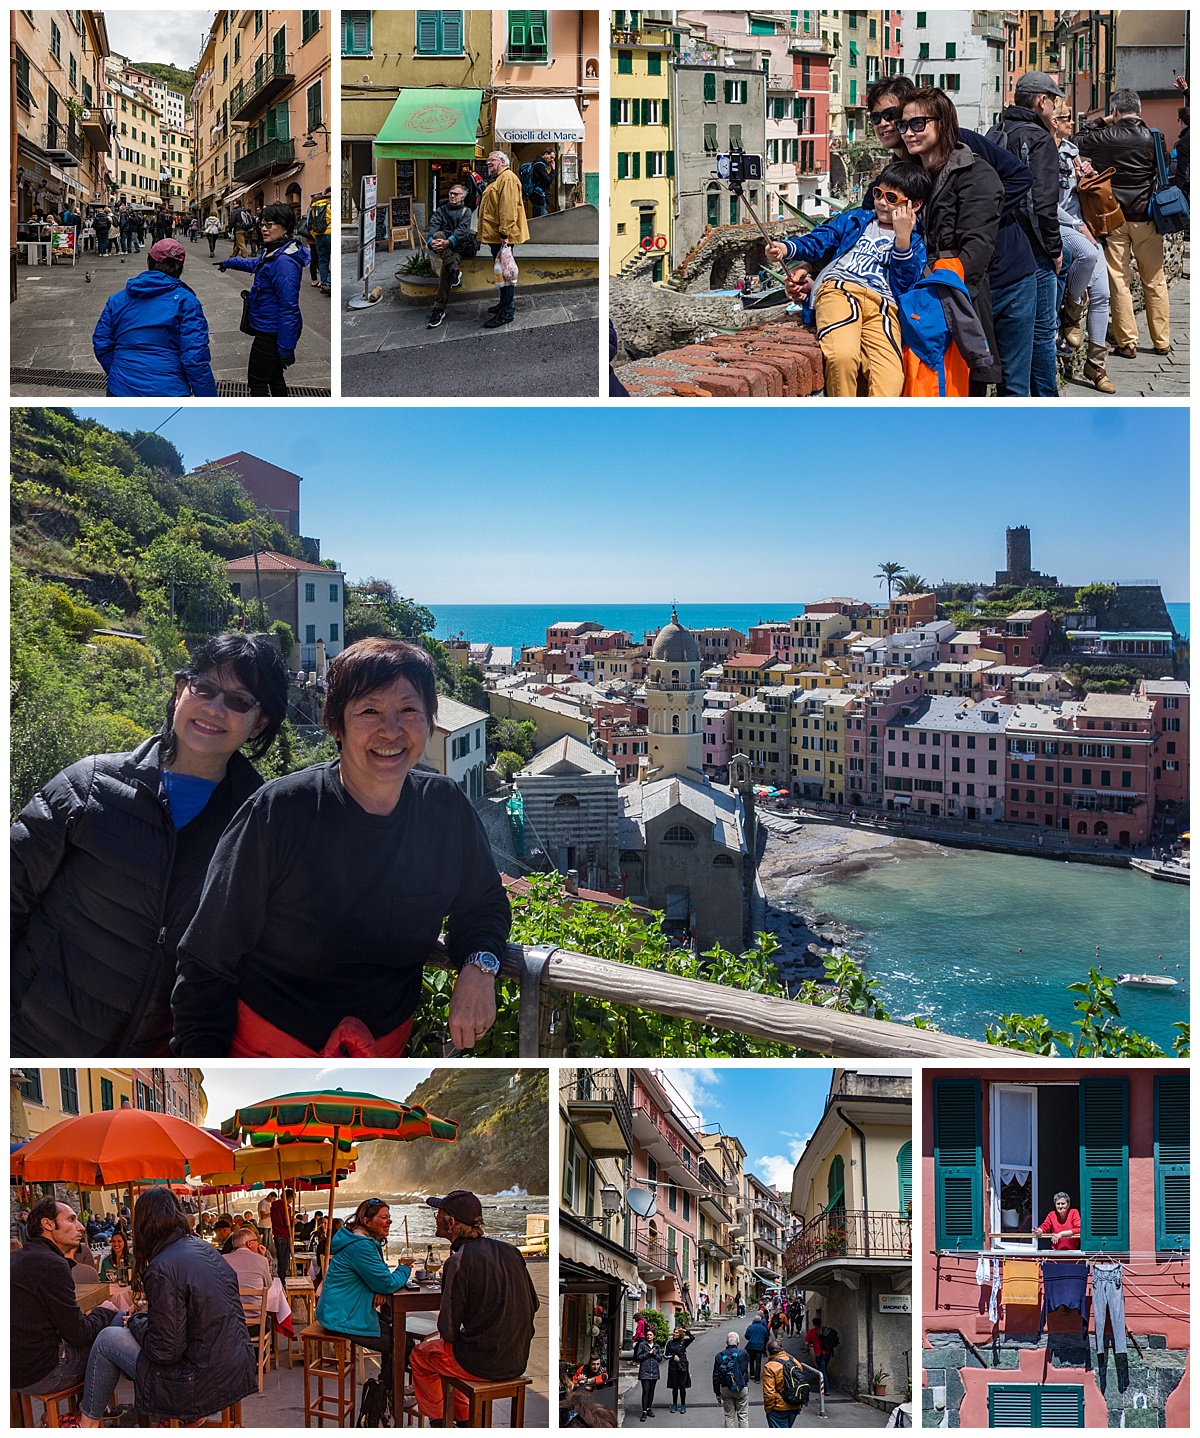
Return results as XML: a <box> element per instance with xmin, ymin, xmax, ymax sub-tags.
<box><xmin>463</xmin><ymin>951</ymin><xmax>501</xmax><ymax>976</ymax></box>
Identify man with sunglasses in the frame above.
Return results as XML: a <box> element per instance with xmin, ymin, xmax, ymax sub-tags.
<box><xmin>410</xmin><ymin>1191</ymin><xmax>540</xmax><ymax>1424</ymax></box>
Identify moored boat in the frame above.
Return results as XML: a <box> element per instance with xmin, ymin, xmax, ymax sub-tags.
<box><xmin>1130</xmin><ymin>856</ymin><xmax>1190</xmax><ymax>885</ymax></box>
<box><xmin>1115</xmin><ymin>972</ymin><xmax>1180</xmax><ymax>990</ymax></box>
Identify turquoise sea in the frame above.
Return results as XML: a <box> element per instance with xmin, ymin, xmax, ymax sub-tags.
<box><xmin>798</xmin><ymin>845</ymin><xmax>1189</xmax><ymax>1049</ymax></box>
<box><xmin>431</xmin><ymin>602</ymin><xmax>1189</xmax><ymax>651</ymax></box>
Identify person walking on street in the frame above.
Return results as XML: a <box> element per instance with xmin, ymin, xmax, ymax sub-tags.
<box><xmin>230</xmin><ymin>204</ymin><xmax>254</xmax><ymax>258</ymax></box>
<box><xmin>1075</xmin><ymin>88</ymin><xmax>1172</xmax><ymax>357</ymax></box>
<box><xmin>204</xmin><ymin>213</ymin><xmax>222</xmax><ymax>257</ymax></box>
<box><xmin>744</xmin><ymin>1312</ymin><xmax>769</xmax><ymax>1381</ymax></box>
<box><xmin>665</xmin><ymin>1323</ymin><xmax>695</xmax><ymax>1413</ymax></box>
<box><xmin>425</xmin><ymin>181</ymin><xmax>474</xmax><ymax>330</ymax></box>
<box><xmin>153</xmin><ymin>206</ymin><xmax>173</xmax><ymax>243</ymax></box>
<box><xmin>216</xmin><ymin>202</ymin><xmax>308</xmax><ymax>396</ymax></box>
<box><xmin>762</xmin><ymin>1338</ymin><xmax>807</xmax><ymax>1429</ymax></box>
<box><xmin>270</xmin><ymin>1189</ymin><xmax>293</xmax><ymax>1278</ymax></box>
<box><xmin>92</xmin><ymin>207</ymin><xmax>112</xmax><ymax>256</ymax></box>
<box><xmin>306</xmin><ymin>186</ymin><xmax>333</xmax><ymax>295</ymax></box>
<box><xmin>735</xmin><ymin>1289</ymin><xmax>745</xmax><ymax>1318</ymax></box>
<box><xmin>118</xmin><ymin>204</ymin><xmax>134</xmax><ymax>254</ymax></box>
<box><xmin>713</xmin><ymin>1333</ymin><xmax>751</xmax><ymax>1428</ymax></box>
<box><xmin>477</xmin><ymin>150</ymin><xmax>528</xmax><ymax>329</ymax></box>
<box><xmin>634</xmin><ymin>1327</ymin><xmax>661</xmax><ymax>1422</ymax></box>
<box><xmin>804</xmin><ymin>1318</ymin><xmax>831</xmax><ymax>1391</ymax></box>
<box><xmin>530</xmin><ymin>147</ymin><xmax>556</xmax><ymax>216</ymax></box>
<box><xmin>187</xmin><ymin>215</ymin><xmax>199</xmax><ymax>243</ymax></box>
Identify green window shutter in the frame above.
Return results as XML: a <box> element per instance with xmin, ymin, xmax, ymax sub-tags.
<box><xmin>307</xmin><ymin>81</ymin><xmax>322</xmax><ymax>132</ymax></box>
<box><xmin>704</xmin><ymin>71</ymin><xmax>716</xmax><ymax>101</ymax></box>
<box><xmin>989</xmin><ymin>1385</ymin><xmax>1084</xmax><ymax>1427</ymax></box>
<box><xmin>618</xmin><ymin>50</ymin><xmax>633</xmax><ymax>74</ymax></box>
<box><xmin>988</xmin><ymin>1385</ymin><xmax>1035</xmax><ymax>1427</ymax></box>
<box><xmin>1154</xmin><ymin>1074</ymin><xmax>1189</xmax><ymax>1252</ymax></box>
<box><xmin>647</xmin><ymin>51</ymin><xmax>661</xmax><ymax>75</ymax></box>
<box><xmin>1039</xmin><ymin>1387</ymin><xmax>1085</xmax><ymax>1426</ymax></box>
<box><xmin>441</xmin><ymin>11</ymin><xmax>464</xmax><ymax>53</ymax></box>
<box><xmin>729</xmin><ymin>123</ymin><xmax>742</xmax><ymax>151</ymax></box>
<box><xmin>897</xmin><ymin>1141</ymin><xmax>912</xmax><ymax>1214</ymax></box>
<box><xmin>611</xmin><ymin>97</ymin><xmax>621</xmax><ymax>125</ymax></box>
<box><xmin>617</xmin><ymin>151</ymin><xmax>628</xmax><ymax>179</ymax></box>
<box><xmin>724</xmin><ymin>78</ymin><xmax>733</xmax><ymax>103</ymax></box>
<box><xmin>416</xmin><ymin>11</ymin><xmax>439</xmax><ymax>52</ymax></box>
<box><xmin>665</xmin><ymin>149</ymin><xmax>674</xmax><ymax>178</ymax></box>
<box><xmin>1079</xmin><ymin>1077</ymin><xmax>1129</xmax><ymax>1252</ymax></box>
<box><xmin>645</xmin><ymin>150</ymin><xmax>654</xmax><ymax>177</ymax></box>
<box><xmin>826</xmin><ymin>1153</ymin><xmax>845</xmax><ymax>1210</ymax></box>
<box><xmin>793</xmin><ymin>97</ymin><xmax>801</xmax><ymax>119</ymax></box>
<box><xmin>849</xmin><ymin>79</ymin><xmax>857</xmax><ymax>105</ymax></box>
<box><xmin>661</xmin><ymin>97</ymin><xmax>669</xmax><ymax>128</ymax></box>
<box><xmin>632</xmin><ymin>151</ymin><xmax>640</xmax><ymax>179</ymax></box>
<box><xmin>933</xmin><ymin>1078</ymin><xmax>982</xmax><ymax>1251</ymax></box>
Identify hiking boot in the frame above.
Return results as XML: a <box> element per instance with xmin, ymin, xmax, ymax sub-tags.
<box><xmin>1060</xmin><ymin>295</ymin><xmax>1085</xmax><ymax>350</ymax></box>
<box><xmin>427</xmin><ymin>309</ymin><xmax>446</xmax><ymax>329</ymax></box>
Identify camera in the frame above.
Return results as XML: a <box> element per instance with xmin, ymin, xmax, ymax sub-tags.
<box><xmin>715</xmin><ymin>152</ymin><xmax>764</xmax><ymax>185</ymax></box>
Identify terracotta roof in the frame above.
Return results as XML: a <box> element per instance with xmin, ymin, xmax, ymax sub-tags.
<box><xmin>226</xmin><ymin>550</ymin><xmax>334</xmax><ymax>573</ymax></box>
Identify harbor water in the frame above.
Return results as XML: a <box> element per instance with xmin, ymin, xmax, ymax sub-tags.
<box><xmin>798</xmin><ymin>846</ymin><xmax>1189</xmax><ymax>1049</ymax></box>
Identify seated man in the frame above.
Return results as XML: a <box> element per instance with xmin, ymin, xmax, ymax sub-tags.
<box><xmin>764</xmin><ymin>160</ymin><xmax>930</xmax><ymax>397</ymax></box>
<box><xmin>223</xmin><ymin>1225</ymin><xmax>273</xmax><ymax>1290</ymax></box>
<box><xmin>411</xmin><ymin>1191</ymin><xmax>540</xmax><ymax>1423</ymax></box>
<box><xmin>571</xmin><ymin>1354</ymin><xmax>610</xmax><ymax>1391</ymax></box>
<box><xmin>213</xmin><ymin>1216</ymin><xmax>236</xmax><ymax>1254</ymax></box>
<box><xmin>425</xmin><ymin>181</ymin><xmax>476</xmax><ymax>330</ymax></box>
<box><xmin>315</xmin><ymin>1199</ymin><xmax>412</xmax><ymax>1388</ymax></box>
<box><xmin>11</xmin><ymin>1197</ymin><xmax>124</xmax><ymax>1400</ymax></box>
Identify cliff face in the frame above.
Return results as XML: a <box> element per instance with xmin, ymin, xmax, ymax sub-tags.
<box><xmin>343</xmin><ymin>1069</ymin><xmax>548</xmax><ymax>1198</ymax></box>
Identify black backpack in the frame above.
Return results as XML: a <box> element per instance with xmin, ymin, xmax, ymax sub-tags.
<box><xmin>820</xmin><ymin>1324</ymin><xmax>840</xmax><ymax>1351</ymax></box>
<box><xmin>777</xmin><ymin>1355</ymin><xmax>809</xmax><ymax>1408</ymax></box>
<box><xmin>716</xmin><ymin>1349</ymin><xmax>747</xmax><ymax>1392</ymax></box>
<box><xmin>356</xmin><ymin>1376</ymin><xmax>393</xmax><ymax>1427</ymax></box>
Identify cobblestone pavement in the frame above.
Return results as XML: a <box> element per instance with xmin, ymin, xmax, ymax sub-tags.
<box><xmin>1064</xmin><ymin>258</ymin><xmax>1188</xmax><ymax>400</ymax></box>
<box><xmin>10</xmin><ymin>234</ymin><xmax>332</xmax><ymax>395</ymax></box>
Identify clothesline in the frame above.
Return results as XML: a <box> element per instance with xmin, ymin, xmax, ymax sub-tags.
<box><xmin>934</xmin><ymin>1249</ymin><xmax>1186</xmax><ymax>1263</ymax></box>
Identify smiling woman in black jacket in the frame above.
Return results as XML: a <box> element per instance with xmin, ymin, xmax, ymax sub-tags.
<box><xmin>75</xmin><ymin>1187</ymin><xmax>258</xmax><ymax>1426</ymax></box>
<box><xmin>11</xmin><ymin>632</ymin><xmax>289</xmax><ymax>1058</ymax></box>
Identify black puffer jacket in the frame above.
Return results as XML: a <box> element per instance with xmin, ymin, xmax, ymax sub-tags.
<box><xmin>1075</xmin><ymin>116</ymin><xmax>1158</xmax><ymax>222</ymax></box>
<box><xmin>11</xmin><ymin>736</ymin><xmax>262</xmax><ymax>1057</ymax></box>
<box><xmin>127</xmin><ymin>1234</ymin><xmax>258</xmax><ymax>1420</ymax></box>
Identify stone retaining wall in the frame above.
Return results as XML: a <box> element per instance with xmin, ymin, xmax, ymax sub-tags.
<box><xmin>617</xmin><ymin>317</ymin><xmax>826</xmax><ymax>397</ymax></box>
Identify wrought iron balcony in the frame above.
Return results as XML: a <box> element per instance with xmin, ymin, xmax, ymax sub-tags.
<box><xmin>230</xmin><ymin>50</ymin><xmax>295</xmax><ymax>121</ymax></box>
<box><xmin>233</xmin><ymin>138</ymin><xmax>294</xmax><ymax>184</ymax></box>
<box><xmin>783</xmin><ymin>1208</ymin><xmax>912</xmax><ymax>1280</ymax></box>
<box><xmin>43</xmin><ymin>120</ymin><xmax>83</xmax><ymax>163</ymax></box>
<box><xmin>632</xmin><ymin>1229</ymin><xmax>681</xmax><ymax>1278</ymax></box>
<box><xmin>562</xmin><ymin>1069</ymin><xmax>634</xmax><ymax>1158</ymax></box>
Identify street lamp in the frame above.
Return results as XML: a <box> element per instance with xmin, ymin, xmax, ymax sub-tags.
<box><xmin>302</xmin><ymin>124</ymin><xmax>330</xmax><ymax>151</ymax></box>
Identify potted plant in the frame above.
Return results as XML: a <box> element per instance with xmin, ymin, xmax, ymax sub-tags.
<box><xmin>872</xmin><ymin>1367</ymin><xmax>888</xmax><ymax>1398</ymax></box>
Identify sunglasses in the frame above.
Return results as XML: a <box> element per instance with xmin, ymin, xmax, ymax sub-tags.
<box><xmin>185</xmin><ymin>677</ymin><xmax>261</xmax><ymax>714</ymax></box>
<box><xmin>895</xmin><ymin>115</ymin><xmax>934</xmax><ymax>135</ymax></box>
<box><xmin>361</xmin><ymin>1198</ymin><xmax>387</xmax><ymax>1214</ymax></box>
<box><xmin>870</xmin><ymin>106</ymin><xmax>901</xmax><ymax>126</ymax></box>
<box><xmin>871</xmin><ymin>188</ymin><xmax>910</xmax><ymax>204</ymax></box>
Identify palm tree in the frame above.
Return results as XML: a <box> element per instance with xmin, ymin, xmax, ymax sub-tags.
<box><xmin>897</xmin><ymin>573</ymin><xmax>928</xmax><ymax>595</ymax></box>
<box><xmin>875</xmin><ymin>562</ymin><xmax>905</xmax><ymax>601</ymax></box>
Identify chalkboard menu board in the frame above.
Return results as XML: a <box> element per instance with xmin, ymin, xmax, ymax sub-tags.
<box><xmin>375</xmin><ymin>205</ymin><xmax>389</xmax><ymax>244</ymax></box>
<box><xmin>396</xmin><ymin>160</ymin><xmax>415</xmax><ymax>197</ymax></box>
<box><xmin>391</xmin><ymin>195</ymin><xmax>413</xmax><ymax>229</ymax></box>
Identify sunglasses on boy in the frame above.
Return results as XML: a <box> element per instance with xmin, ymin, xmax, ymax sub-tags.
<box><xmin>870</xmin><ymin>105</ymin><xmax>901</xmax><ymax>127</ymax></box>
<box><xmin>871</xmin><ymin>187</ymin><xmax>910</xmax><ymax>204</ymax></box>
<box><xmin>185</xmin><ymin>677</ymin><xmax>261</xmax><ymax>714</ymax></box>
<box><xmin>895</xmin><ymin>115</ymin><xmax>934</xmax><ymax>135</ymax></box>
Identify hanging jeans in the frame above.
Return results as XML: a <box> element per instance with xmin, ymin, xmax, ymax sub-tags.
<box><xmin>1091</xmin><ymin>1262</ymin><xmax>1127</xmax><ymax>1355</ymax></box>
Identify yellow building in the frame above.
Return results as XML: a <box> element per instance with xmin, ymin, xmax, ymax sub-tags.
<box><xmin>731</xmin><ymin>691</ymin><xmax>789</xmax><ymax>788</ymax></box>
<box><xmin>699</xmin><ymin>1130</ymin><xmax>747</xmax><ymax>1316</ymax></box>
<box><xmin>12</xmin><ymin>9</ymin><xmax>113</xmax><ymax>221</ymax></box>
<box><xmin>108</xmin><ymin>79</ymin><xmax>161</xmax><ymax>207</ymax></box>
<box><xmin>610</xmin><ymin>11</ymin><xmax>675</xmax><ymax>279</ymax></box>
<box><xmin>160</xmin><ymin>119</ymin><xmax>194</xmax><ymax>209</ymax></box>
<box><xmin>488</xmin><ymin>686</ymin><xmax>590</xmax><ymax>749</ymax></box>
<box><xmin>15</xmin><ymin>1067</ymin><xmax>135</xmax><ymax>1140</ymax></box>
<box><xmin>820</xmin><ymin>694</ymin><xmax>852</xmax><ymax>806</ymax></box>
<box><xmin>785</xmin><ymin>1069</ymin><xmax>912</xmax><ymax>1402</ymax></box>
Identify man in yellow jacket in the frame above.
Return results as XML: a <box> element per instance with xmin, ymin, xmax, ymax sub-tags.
<box><xmin>762</xmin><ymin>1338</ymin><xmax>807</xmax><ymax>1428</ymax></box>
<box><xmin>477</xmin><ymin>150</ymin><xmax>530</xmax><ymax>329</ymax></box>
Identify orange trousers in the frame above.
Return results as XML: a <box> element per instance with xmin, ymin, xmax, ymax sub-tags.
<box><xmin>410</xmin><ymin>1336</ymin><xmax>483</xmax><ymax>1423</ymax></box>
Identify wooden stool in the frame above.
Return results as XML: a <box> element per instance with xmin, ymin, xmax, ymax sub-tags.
<box><xmin>440</xmin><ymin>1375</ymin><xmax>531</xmax><ymax>1427</ymax></box>
<box><xmin>164</xmin><ymin>1404</ymin><xmax>242</xmax><ymax>1426</ymax></box>
<box><xmin>301</xmin><ymin>1323</ymin><xmax>358</xmax><ymax>1427</ymax></box>
<box><xmin>10</xmin><ymin>1383</ymin><xmax>84</xmax><ymax>1427</ymax></box>
<box><xmin>284</xmin><ymin>1279</ymin><xmax>317</xmax><ymax>1369</ymax></box>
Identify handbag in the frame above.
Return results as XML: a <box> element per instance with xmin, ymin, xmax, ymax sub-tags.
<box><xmin>1149</xmin><ymin>128</ymin><xmax>1190</xmax><ymax>235</ymax></box>
<box><xmin>1073</xmin><ymin>161</ymin><xmax>1125</xmax><ymax>237</ymax></box>
<box><xmin>239</xmin><ymin>289</ymin><xmax>255</xmax><ymax>336</ymax></box>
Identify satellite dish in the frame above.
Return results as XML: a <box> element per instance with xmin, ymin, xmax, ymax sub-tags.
<box><xmin>626</xmin><ymin>1186</ymin><xmax>657</xmax><ymax>1218</ymax></box>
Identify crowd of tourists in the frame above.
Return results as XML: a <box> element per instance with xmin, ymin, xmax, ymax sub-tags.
<box><xmin>757</xmin><ymin>73</ymin><xmax>1188</xmax><ymax>398</ymax></box>
<box><xmin>79</xmin><ymin>189</ymin><xmax>332</xmax><ymax>398</ymax></box>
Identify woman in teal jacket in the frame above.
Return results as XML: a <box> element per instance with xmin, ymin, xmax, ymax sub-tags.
<box><xmin>315</xmin><ymin>1199</ymin><xmax>411</xmax><ymax>1383</ymax></box>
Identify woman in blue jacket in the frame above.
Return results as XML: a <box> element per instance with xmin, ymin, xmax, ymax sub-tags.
<box><xmin>315</xmin><ymin>1199</ymin><xmax>411</xmax><ymax>1390</ymax></box>
<box><xmin>217</xmin><ymin>201</ymin><xmax>308</xmax><ymax>396</ymax></box>
<box><xmin>92</xmin><ymin>239</ymin><xmax>217</xmax><ymax>397</ymax></box>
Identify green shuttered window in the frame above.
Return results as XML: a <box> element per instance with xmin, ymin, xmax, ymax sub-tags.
<box><xmin>988</xmin><ymin>1384</ymin><xmax>1084</xmax><ymax>1427</ymax></box>
<box><xmin>1078</xmin><ymin>1077</ymin><xmax>1128</xmax><ymax>1251</ymax></box>
<box><xmin>704</xmin><ymin>72</ymin><xmax>716</xmax><ymax>101</ymax></box>
<box><xmin>897</xmin><ymin>1141</ymin><xmax>912</xmax><ymax>1214</ymax></box>
<box><xmin>1154</xmin><ymin>1073</ymin><xmax>1189</xmax><ymax>1251</ymax></box>
<box><xmin>933</xmin><ymin>1078</ymin><xmax>982</xmax><ymax>1250</ymax></box>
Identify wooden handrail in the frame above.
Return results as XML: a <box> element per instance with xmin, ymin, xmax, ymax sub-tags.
<box><xmin>428</xmin><ymin>943</ymin><xmax>997</xmax><ymax>1058</ymax></box>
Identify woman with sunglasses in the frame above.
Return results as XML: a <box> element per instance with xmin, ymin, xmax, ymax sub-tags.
<box><xmin>11</xmin><ymin>632</ymin><xmax>289</xmax><ymax>1058</ymax></box>
<box><xmin>898</xmin><ymin>87</ymin><xmax>1007</xmax><ymax>390</ymax></box>
<box><xmin>316</xmin><ymin>1198</ymin><xmax>411</xmax><ymax>1389</ymax></box>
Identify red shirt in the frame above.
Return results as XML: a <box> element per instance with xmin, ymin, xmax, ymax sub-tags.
<box><xmin>1040</xmin><ymin>1208</ymin><xmax>1081</xmax><ymax>1250</ymax></box>
<box><xmin>805</xmin><ymin>1326</ymin><xmax>825</xmax><ymax>1356</ymax></box>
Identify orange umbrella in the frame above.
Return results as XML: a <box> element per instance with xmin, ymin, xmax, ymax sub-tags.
<box><xmin>11</xmin><ymin>1109</ymin><xmax>236</xmax><ymax>1187</ymax></box>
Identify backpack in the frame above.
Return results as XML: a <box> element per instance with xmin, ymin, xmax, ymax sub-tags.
<box><xmin>819</xmin><ymin>1325</ymin><xmax>840</xmax><ymax>1352</ymax></box>
<box><xmin>356</xmin><ymin>1376</ymin><xmax>393</xmax><ymax>1427</ymax></box>
<box><xmin>777</xmin><ymin>1355</ymin><xmax>809</xmax><ymax>1409</ymax></box>
<box><xmin>986</xmin><ymin>119</ymin><xmax>1037</xmax><ymax>234</ymax></box>
<box><xmin>308</xmin><ymin>198</ymin><xmax>330</xmax><ymax>236</ymax></box>
<box><xmin>518</xmin><ymin>161</ymin><xmax>536</xmax><ymax>197</ymax></box>
<box><xmin>716</xmin><ymin>1349</ymin><xmax>747</xmax><ymax>1392</ymax></box>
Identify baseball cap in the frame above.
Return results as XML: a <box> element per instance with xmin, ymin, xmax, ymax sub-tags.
<box><xmin>425</xmin><ymin>1190</ymin><xmax>483</xmax><ymax>1225</ymax></box>
<box><xmin>150</xmin><ymin>238</ymin><xmax>186</xmax><ymax>263</ymax></box>
<box><xmin>1016</xmin><ymin>71</ymin><xmax>1065</xmax><ymax>98</ymax></box>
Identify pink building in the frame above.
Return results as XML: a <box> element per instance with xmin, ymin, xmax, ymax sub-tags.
<box><xmin>881</xmin><ymin>696</ymin><xmax>1013</xmax><ymax>821</ymax></box>
<box><xmin>791</xmin><ymin>30</ymin><xmax>831</xmax><ymax>207</ymax></box>
<box><xmin>881</xmin><ymin>8</ymin><xmax>903</xmax><ymax>77</ymax></box>
<box><xmin>1141</xmin><ymin>679</ymin><xmax>1189</xmax><ymax>812</ymax></box>
<box><xmin>980</xmin><ymin>609</ymin><xmax>1053</xmax><ymax>668</ymax></box>
<box><xmin>629</xmin><ymin>1071</ymin><xmax>703</xmax><ymax>1320</ymax></box>
<box><xmin>748</xmin><ymin>621</ymin><xmax>791</xmax><ymax>656</ymax></box>
<box><xmin>702</xmin><ymin>691</ymin><xmax>737</xmax><ymax>779</ymax></box>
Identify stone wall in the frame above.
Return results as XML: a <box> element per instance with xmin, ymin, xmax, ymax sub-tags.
<box><xmin>615</xmin><ymin>316</ymin><xmax>826</xmax><ymax>397</ymax></box>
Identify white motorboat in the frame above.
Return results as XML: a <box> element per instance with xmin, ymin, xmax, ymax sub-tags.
<box><xmin>1130</xmin><ymin>856</ymin><xmax>1190</xmax><ymax>885</ymax></box>
<box><xmin>1115</xmin><ymin>972</ymin><xmax>1180</xmax><ymax>990</ymax></box>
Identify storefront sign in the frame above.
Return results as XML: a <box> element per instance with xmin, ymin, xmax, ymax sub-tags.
<box><xmin>560</xmin><ymin>152</ymin><xmax>579</xmax><ymax>185</ymax></box>
<box><xmin>358</xmin><ymin>174</ymin><xmax>377</xmax><ymax>281</ymax></box>
<box><xmin>879</xmin><ymin>1293</ymin><xmax>911</xmax><ymax>1313</ymax></box>
<box><xmin>51</xmin><ymin>227</ymin><xmax>75</xmax><ymax>254</ymax></box>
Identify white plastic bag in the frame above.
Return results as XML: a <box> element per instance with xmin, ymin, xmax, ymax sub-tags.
<box><xmin>498</xmin><ymin>242</ymin><xmax>519</xmax><ymax>283</ymax></box>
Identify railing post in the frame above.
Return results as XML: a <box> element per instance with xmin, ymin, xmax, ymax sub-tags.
<box><xmin>518</xmin><ymin>944</ymin><xmax>556</xmax><ymax>1058</ymax></box>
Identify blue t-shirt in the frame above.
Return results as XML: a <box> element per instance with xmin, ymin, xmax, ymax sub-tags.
<box><xmin>162</xmin><ymin>770</ymin><xmax>219</xmax><ymax>829</ymax></box>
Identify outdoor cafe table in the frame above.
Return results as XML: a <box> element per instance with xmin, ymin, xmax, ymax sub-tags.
<box><xmin>390</xmin><ymin>1286</ymin><xmax>442</xmax><ymax>1414</ymax></box>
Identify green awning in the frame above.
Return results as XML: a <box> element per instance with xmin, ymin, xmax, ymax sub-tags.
<box><xmin>374</xmin><ymin>89</ymin><xmax>483</xmax><ymax>160</ymax></box>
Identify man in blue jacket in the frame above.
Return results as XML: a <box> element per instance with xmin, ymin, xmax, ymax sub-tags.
<box><xmin>743</xmin><ymin>1313</ymin><xmax>770</xmax><ymax>1380</ymax></box>
<box><xmin>92</xmin><ymin>238</ymin><xmax>217</xmax><ymax>397</ymax></box>
<box><xmin>217</xmin><ymin>202</ymin><xmax>308</xmax><ymax>396</ymax></box>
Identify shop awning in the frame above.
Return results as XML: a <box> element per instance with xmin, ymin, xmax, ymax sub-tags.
<box><xmin>494</xmin><ymin>97</ymin><xmax>586</xmax><ymax>143</ymax></box>
<box><xmin>375</xmin><ymin>89</ymin><xmax>483</xmax><ymax>160</ymax></box>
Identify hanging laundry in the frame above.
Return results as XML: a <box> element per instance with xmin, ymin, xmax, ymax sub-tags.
<box><xmin>976</xmin><ymin>1255</ymin><xmax>1001</xmax><ymax>1323</ymax></box>
<box><xmin>1001</xmin><ymin>1258</ymin><xmax>1040</xmax><ymax>1307</ymax></box>
<box><xmin>1039</xmin><ymin>1261</ymin><xmax>1089</xmax><ymax>1334</ymax></box>
<box><xmin>1090</xmin><ymin>1262</ymin><xmax>1128</xmax><ymax>1355</ymax></box>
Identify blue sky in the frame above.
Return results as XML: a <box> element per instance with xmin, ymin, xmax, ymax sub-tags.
<box><xmin>665</xmin><ymin>1065</ymin><xmax>835</xmax><ymax>1191</ymax></box>
<box><xmin>197</xmin><ymin>1064</ymin><xmax>435</xmax><ymax>1132</ymax></box>
<box><xmin>74</xmin><ymin>406</ymin><xmax>1189</xmax><ymax>604</ymax></box>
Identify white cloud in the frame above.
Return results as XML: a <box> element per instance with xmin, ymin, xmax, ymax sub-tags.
<box><xmin>103</xmin><ymin>11</ymin><xmax>218</xmax><ymax>71</ymax></box>
<box><xmin>749</xmin><ymin>1132</ymin><xmax>812</xmax><ymax>1192</ymax></box>
<box><xmin>661</xmin><ymin>1067</ymin><xmax>722</xmax><ymax>1129</ymax></box>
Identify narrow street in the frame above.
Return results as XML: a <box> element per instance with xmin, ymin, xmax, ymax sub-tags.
<box><xmin>619</xmin><ymin>1321</ymin><xmax>889</xmax><ymax>1429</ymax></box>
<box><xmin>10</xmin><ymin>234</ymin><xmax>332</xmax><ymax>396</ymax></box>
